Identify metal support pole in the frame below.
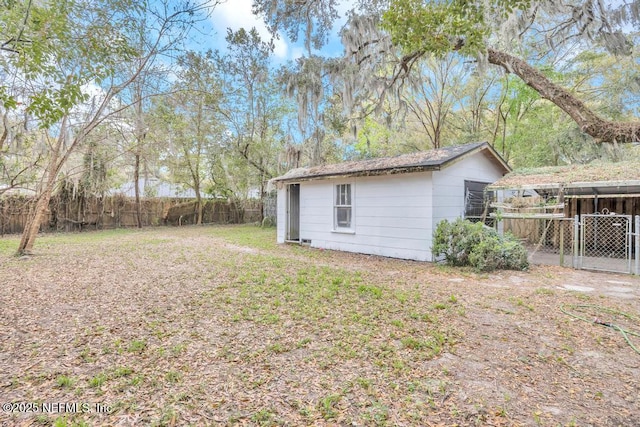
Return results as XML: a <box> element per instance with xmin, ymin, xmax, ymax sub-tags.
<box><xmin>559</xmin><ymin>222</ymin><xmax>564</xmax><ymax>267</ymax></box>
<box><xmin>628</xmin><ymin>217</ymin><xmax>632</xmax><ymax>274</ymax></box>
<box><xmin>573</xmin><ymin>215</ymin><xmax>580</xmax><ymax>269</ymax></box>
<box><xmin>633</xmin><ymin>215</ymin><xmax>640</xmax><ymax>274</ymax></box>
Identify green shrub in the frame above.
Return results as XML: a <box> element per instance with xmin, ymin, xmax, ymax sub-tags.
<box><xmin>432</xmin><ymin>218</ymin><xmax>528</xmax><ymax>272</ymax></box>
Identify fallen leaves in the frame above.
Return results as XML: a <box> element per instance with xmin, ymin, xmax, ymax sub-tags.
<box><xmin>0</xmin><ymin>225</ymin><xmax>639</xmax><ymax>426</ymax></box>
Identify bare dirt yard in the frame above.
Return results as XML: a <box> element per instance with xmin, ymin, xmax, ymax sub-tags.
<box><xmin>1</xmin><ymin>225</ymin><xmax>639</xmax><ymax>427</ymax></box>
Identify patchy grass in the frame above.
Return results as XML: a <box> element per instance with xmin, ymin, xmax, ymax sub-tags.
<box><xmin>55</xmin><ymin>375</ymin><xmax>75</xmax><ymax>389</ymax></box>
<box><xmin>1</xmin><ymin>225</ymin><xmax>639</xmax><ymax>426</ymax></box>
<box><xmin>0</xmin><ymin>237</ymin><xmax>18</xmax><ymax>256</ymax></box>
<box><xmin>206</xmin><ymin>224</ymin><xmax>277</xmax><ymax>250</ymax></box>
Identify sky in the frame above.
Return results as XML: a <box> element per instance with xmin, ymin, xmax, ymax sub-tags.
<box><xmin>208</xmin><ymin>0</ymin><xmax>355</xmax><ymax>62</ymax></box>
<box><xmin>85</xmin><ymin>0</ymin><xmax>354</xmax><ymax>115</ymax></box>
<box><xmin>210</xmin><ymin>0</ymin><xmax>293</xmax><ymax>59</ymax></box>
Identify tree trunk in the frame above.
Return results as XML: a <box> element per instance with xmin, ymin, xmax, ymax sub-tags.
<box><xmin>134</xmin><ymin>152</ymin><xmax>142</xmax><ymax>228</ymax></box>
<box><xmin>259</xmin><ymin>179</ymin><xmax>265</xmax><ymax>222</ymax></box>
<box><xmin>18</xmin><ymin>187</ymin><xmax>52</xmax><ymax>254</ymax></box>
<box><xmin>17</xmin><ymin>132</ymin><xmax>64</xmax><ymax>255</ymax></box>
<box><xmin>486</xmin><ymin>48</ymin><xmax>640</xmax><ymax>143</ymax></box>
<box><xmin>133</xmin><ymin>78</ymin><xmax>145</xmax><ymax>229</ymax></box>
<box><xmin>0</xmin><ymin>111</ymin><xmax>9</xmax><ymax>152</ymax></box>
<box><xmin>195</xmin><ymin>182</ymin><xmax>203</xmax><ymax>225</ymax></box>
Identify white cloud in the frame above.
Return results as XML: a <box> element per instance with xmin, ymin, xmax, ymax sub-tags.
<box><xmin>210</xmin><ymin>0</ymin><xmax>360</xmax><ymax>60</ymax></box>
<box><xmin>211</xmin><ymin>0</ymin><xmax>289</xmax><ymax>59</ymax></box>
<box><xmin>290</xmin><ymin>46</ymin><xmax>305</xmax><ymax>60</ymax></box>
<box><xmin>336</xmin><ymin>0</ymin><xmax>357</xmax><ymax>26</ymax></box>
<box><xmin>336</xmin><ymin>0</ymin><xmax>357</xmax><ymax>17</ymax></box>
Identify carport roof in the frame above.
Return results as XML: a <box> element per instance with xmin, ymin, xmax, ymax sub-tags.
<box><xmin>271</xmin><ymin>142</ymin><xmax>510</xmax><ymax>183</ymax></box>
<box><xmin>488</xmin><ymin>161</ymin><xmax>640</xmax><ymax>196</ymax></box>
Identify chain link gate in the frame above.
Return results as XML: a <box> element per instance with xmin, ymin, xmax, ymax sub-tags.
<box><xmin>579</xmin><ymin>212</ymin><xmax>633</xmax><ymax>274</ymax></box>
<box><xmin>526</xmin><ymin>217</ymin><xmax>576</xmax><ymax>268</ymax></box>
<box><xmin>498</xmin><ymin>209</ymin><xmax>639</xmax><ymax>274</ymax></box>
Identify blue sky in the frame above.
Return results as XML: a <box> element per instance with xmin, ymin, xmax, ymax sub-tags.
<box><xmin>207</xmin><ymin>0</ymin><xmax>354</xmax><ymax>62</ymax></box>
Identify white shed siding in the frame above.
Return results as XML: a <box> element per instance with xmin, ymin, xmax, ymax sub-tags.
<box><xmin>275</xmin><ymin>148</ymin><xmax>507</xmax><ymax>262</ymax></box>
<box><xmin>431</xmin><ymin>152</ymin><xmax>504</xmax><ymax>232</ymax></box>
<box><xmin>298</xmin><ymin>180</ymin><xmax>333</xmax><ymax>236</ymax></box>
<box><xmin>276</xmin><ymin>186</ymin><xmax>286</xmax><ymax>243</ymax></box>
<box><xmin>298</xmin><ymin>172</ymin><xmax>433</xmax><ymax>261</ymax></box>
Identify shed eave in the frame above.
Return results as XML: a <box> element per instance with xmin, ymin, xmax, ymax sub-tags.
<box><xmin>272</xmin><ymin>142</ymin><xmax>511</xmax><ymax>184</ymax></box>
<box><xmin>488</xmin><ymin>182</ymin><xmax>560</xmax><ymax>191</ymax></box>
<box><xmin>567</xmin><ymin>179</ymin><xmax>640</xmax><ymax>189</ymax></box>
<box><xmin>271</xmin><ymin>165</ymin><xmax>441</xmax><ymax>184</ymax></box>
<box><xmin>488</xmin><ymin>179</ymin><xmax>640</xmax><ymax>194</ymax></box>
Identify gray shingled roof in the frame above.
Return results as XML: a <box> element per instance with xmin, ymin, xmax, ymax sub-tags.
<box><xmin>272</xmin><ymin>142</ymin><xmax>506</xmax><ymax>183</ymax></box>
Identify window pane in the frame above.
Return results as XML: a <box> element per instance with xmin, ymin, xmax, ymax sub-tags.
<box><xmin>336</xmin><ymin>207</ymin><xmax>351</xmax><ymax>228</ymax></box>
<box><xmin>335</xmin><ymin>184</ymin><xmax>351</xmax><ymax>206</ymax></box>
<box><xmin>336</xmin><ymin>184</ymin><xmax>352</xmax><ymax>206</ymax></box>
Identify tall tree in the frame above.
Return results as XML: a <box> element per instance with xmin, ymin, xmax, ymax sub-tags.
<box><xmin>381</xmin><ymin>0</ymin><xmax>640</xmax><ymax>143</ymax></box>
<box><xmin>253</xmin><ymin>0</ymin><xmax>340</xmax><ymax>53</ymax></box>
<box><xmin>215</xmin><ymin>28</ymin><xmax>290</xmax><ymax>209</ymax></box>
<box><xmin>154</xmin><ymin>51</ymin><xmax>222</xmax><ymax>225</ymax></box>
<box><xmin>257</xmin><ymin>1</ymin><xmax>640</xmax><ymax>148</ymax></box>
<box><xmin>1</xmin><ymin>0</ymin><xmax>217</xmax><ymax>255</ymax></box>
<box><xmin>402</xmin><ymin>55</ymin><xmax>461</xmax><ymax>149</ymax></box>
<box><xmin>127</xmin><ymin>56</ymin><xmax>170</xmax><ymax>229</ymax></box>
<box><xmin>449</xmin><ymin>70</ymin><xmax>497</xmax><ymax>142</ymax></box>
<box><xmin>280</xmin><ymin>56</ymin><xmax>333</xmax><ymax>165</ymax></box>
<box><xmin>255</xmin><ymin>0</ymin><xmax>348</xmax><ymax>166</ymax></box>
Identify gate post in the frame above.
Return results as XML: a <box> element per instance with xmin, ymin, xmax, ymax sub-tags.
<box><xmin>559</xmin><ymin>222</ymin><xmax>564</xmax><ymax>267</ymax></box>
<box><xmin>573</xmin><ymin>215</ymin><xmax>580</xmax><ymax>269</ymax></box>
<box><xmin>635</xmin><ymin>215</ymin><xmax>639</xmax><ymax>275</ymax></box>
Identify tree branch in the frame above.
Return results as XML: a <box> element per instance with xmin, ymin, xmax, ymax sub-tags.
<box><xmin>486</xmin><ymin>47</ymin><xmax>640</xmax><ymax>143</ymax></box>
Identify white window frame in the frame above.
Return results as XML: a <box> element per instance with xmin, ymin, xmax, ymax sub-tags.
<box><xmin>333</xmin><ymin>182</ymin><xmax>355</xmax><ymax>233</ymax></box>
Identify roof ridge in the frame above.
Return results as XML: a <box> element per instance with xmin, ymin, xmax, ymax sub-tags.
<box><xmin>272</xmin><ymin>141</ymin><xmax>503</xmax><ymax>183</ymax></box>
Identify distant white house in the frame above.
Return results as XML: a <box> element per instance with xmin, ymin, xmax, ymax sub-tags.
<box><xmin>112</xmin><ymin>178</ymin><xmax>213</xmax><ymax>199</ymax></box>
<box><xmin>270</xmin><ymin>142</ymin><xmax>510</xmax><ymax>261</ymax></box>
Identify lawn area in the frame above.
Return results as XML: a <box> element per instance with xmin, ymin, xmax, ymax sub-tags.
<box><xmin>1</xmin><ymin>225</ymin><xmax>639</xmax><ymax>426</ymax></box>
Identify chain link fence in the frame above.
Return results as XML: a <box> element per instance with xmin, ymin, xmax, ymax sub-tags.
<box><xmin>580</xmin><ymin>213</ymin><xmax>633</xmax><ymax>273</ymax></box>
<box><xmin>504</xmin><ymin>217</ymin><xmax>576</xmax><ymax>268</ymax></box>
<box><xmin>502</xmin><ymin>214</ymin><xmax>639</xmax><ymax>274</ymax></box>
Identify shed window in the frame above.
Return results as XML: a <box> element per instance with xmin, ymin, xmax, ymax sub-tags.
<box><xmin>464</xmin><ymin>180</ymin><xmax>494</xmax><ymax>226</ymax></box>
<box><xmin>334</xmin><ymin>184</ymin><xmax>352</xmax><ymax>229</ymax></box>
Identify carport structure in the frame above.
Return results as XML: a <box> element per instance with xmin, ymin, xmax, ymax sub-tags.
<box><xmin>488</xmin><ymin>161</ymin><xmax>640</xmax><ymax>274</ymax></box>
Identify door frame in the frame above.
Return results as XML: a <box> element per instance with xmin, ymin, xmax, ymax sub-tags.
<box><xmin>286</xmin><ymin>183</ymin><xmax>300</xmax><ymax>242</ymax></box>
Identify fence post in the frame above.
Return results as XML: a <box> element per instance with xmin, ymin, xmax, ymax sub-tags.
<box><xmin>559</xmin><ymin>221</ymin><xmax>564</xmax><ymax>267</ymax></box>
<box><xmin>573</xmin><ymin>215</ymin><xmax>580</xmax><ymax>269</ymax></box>
<box><xmin>634</xmin><ymin>215</ymin><xmax>640</xmax><ymax>274</ymax></box>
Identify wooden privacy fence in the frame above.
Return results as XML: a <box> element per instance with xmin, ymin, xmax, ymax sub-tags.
<box><xmin>0</xmin><ymin>194</ymin><xmax>262</xmax><ymax>235</ymax></box>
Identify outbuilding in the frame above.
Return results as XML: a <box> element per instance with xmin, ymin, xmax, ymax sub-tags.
<box><xmin>270</xmin><ymin>142</ymin><xmax>510</xmax><ymax>261</ymax></box>
<box><xmin>488</xmin><ymin>161</ymin><xmax>640</xmax><ymax>273</ymax></box>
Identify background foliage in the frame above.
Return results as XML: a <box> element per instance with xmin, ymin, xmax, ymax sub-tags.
<box><xmin>1</xmin><ymin>0</ymin><xmax>640</xmax><ymax>252</ymax></box>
